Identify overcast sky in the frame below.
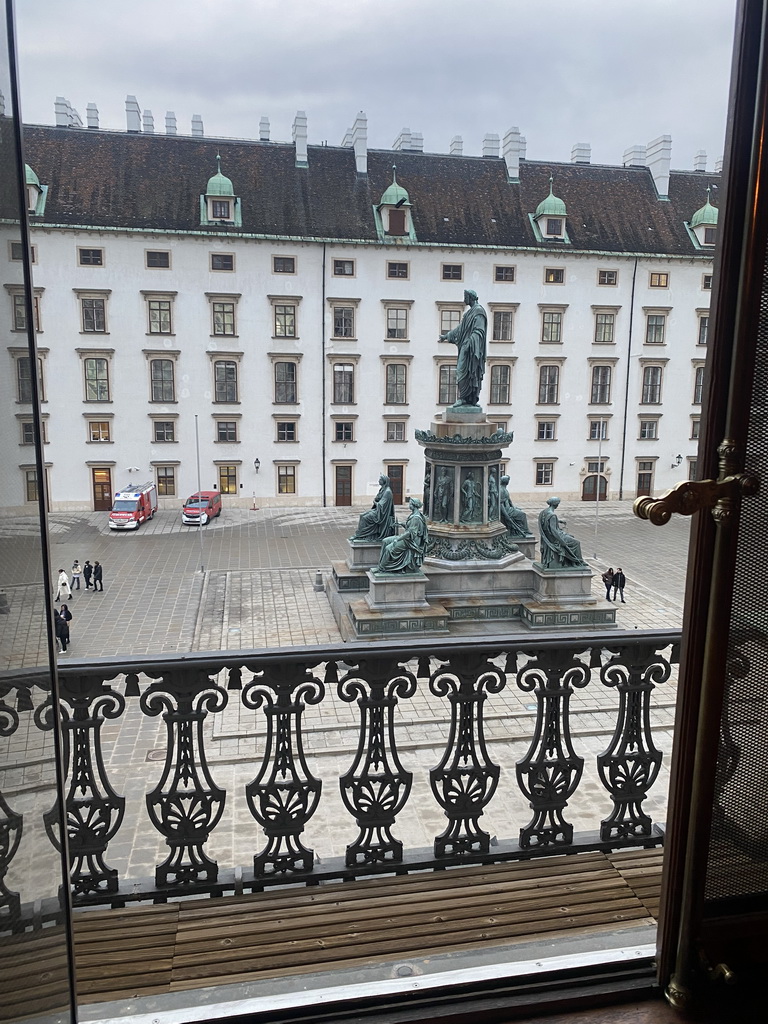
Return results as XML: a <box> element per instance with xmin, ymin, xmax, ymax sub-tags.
<box><xmin>15</xmin><ymin>0</ymin><xmax>736</xmax><ymax>170</ymax></box>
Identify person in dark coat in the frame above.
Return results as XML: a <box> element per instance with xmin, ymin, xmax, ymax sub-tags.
<box><xmin>602</xmin><ymin>567</ymin><xmax>615</xmax><ymax>600</ymax></box>
<box><xmin>93</xmin><ymin>561</ymin><xmax>104</xmax><ymax>592</ymax></box>
<box><xmin>53</xmin><ymin>608</ymin><xmax>69</xmax><ymax>652</ymax></box>
<box><xmin>83</xmin><ymin>560</ymin><xmax>93</xmax><ymax>590</ymax></box>
<box><xmin>612</xmin><ymin>568</ymin><xmax>627</xmax><ymax>603</ymax></box>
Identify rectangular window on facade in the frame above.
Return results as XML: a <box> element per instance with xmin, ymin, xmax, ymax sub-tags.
<box><xmin>641</xmin><ymin>365</ymin><xmax>663</xmax><ymax>404</ymax></box>
<box><xmin>88</xmin><ymin>420</ymin><xmax>111</xmax><ymax>442</ymax></box>
<box><xmin>536</xmin><ymin>461</ymin><xmax>554</xmax><ymax>485</ymax></box>
<box><xmin>440</xmin><ymin>309</ymin><xmax>461</xmax><ymax>334</ymax></box>
<box><xmin>84</xmin><ymin>357</ymin><xmax>110</xmax><ymax>402</ymax></box>
<box><xmin>211</xmin><ymin>199</ymin><xmax>231</xmax><ymax>220</ymax></box>
<box><xmin>212</xmin><ymin>301</ymin><xmax>236</xmax><ymax>336</ymax></box>
<box><xmin>216</xmin><ymin>420</ymin><xmax>238</xmax><ymax>442</ymax></box>
<box><xmin>442</xmin><ymin>264</ymin><xmax>463</xmax><ymax>280</ymax></box>
<box><xmin>211</xmin><ymin>253</ymin><xmax>234</xmax><ymax>271</ymax></box>
<box><xmin>438</xmin><ymin>365</ymin><xmax>457</xmax><ymax>405</ymax></box>
<box><xmin>541</xmin><ymin>310</ymin><xmax>562</xmax><ymax>343</ymax></box>
<box><xmin>494</xmin><ymin>265</ymin><xmax>515</xmax><ymax>282</ymax></box>
<box><xmin>538</xmin><ymin>364</ymin><xmax>560</xmax><ymax>404</ymax></box>
<box><xmin>21</xmin><ymin>421</ymin><xmax>35</xmax><ymax>444</ymax></box>
<box><xmin>544</xmin><ymin>268</ymin><xmax>564</xmax><ymax>284</ymax></box>
<box><xmin>702</xmin><ymin>274</ymin><xmax>713</xmax><ymax>290</ymax></box>
<box><xmin>25</xmin><ymin>469</ymin><xmax>38</xmax><ymax>502</ymax></box>
<box><xmin>146</xmin><ymin>250</ymin><xmax>170</xmax><ymax>268</ymax></box>
<box><xmin>12</xmin><ymin>294</ymin><xmax>41</xmax><ymax>333</ymax></box>
<box><xmin>274</xmin><ymin>304</ymin><xmax>296</xmax><ymax>337</ymax></box>
<box><xmin>590</xmin><ymin>365</ymin><xmax>612</xmax><ymax>404</ymax></box>
<box><xmin>587</xmin><ymin>460</ymin><xmax>606</xmax><ymax>475</ymax></box>
<box><xmin>11</xmin><ymin>241</ymin><xmax>36</xmax><ymax>262</ymax></box>
<box><xmin>594</xmin><ymin>312</ymin><xmax>615</xmax><ymax>343</ymax></box>
<box><xmin>385</xmin><ymin>363</ymin><xmax>407</xmax><ymax>404</ymax></box>
<box><xmin>639</xmin><ymin>419</ymin><xmax>659</xmax><ymax>439</ymax></box>
<box><xmin>153</xmin><ymin>420</ymin><xmax>175</xmax><ymax>442</ymax></box>
<box><xmin>637</xmin><ymin>460</ymin><xmax>654</xmax><ymax>493</ymax></box>
<box><xmin>333</xmin><ymin>259</ymin><xmax>355</xmax><ymax>276</ymax></box>
<box><xmin>17</xmin><ymin>357</ymin><xmax>33</xmax><ymax>403</ymax></box>
<box><xmin>78</xmin><ymin>247</ymin><xmax>103</xmax><ymax>266</ymax></box>
<box><xmin>276</xmin><ymin>420</ymin><xmax>297</xmax><ymax>442</ymax></box>
<box><xmin>589</xmin><ymin>419</ymin><xmax>608</xmax><ymax>440</ymax></box>
<box><xmin>333</xmin><ymin>363</ymin><xmax>355</xmax><ymax>404</ymax></box>
<box><xmin>387</xmin><ymin>261</ymin><xmax>408</xmax><ymax>279</ymax></box>
<box><xmin>689</xmin><ymin>460</ymin><xmax>698</xmax><ymax>481</ymax></box>
<box><xmin>156</xmin><ymin>466</ymin><xmax>176</xmax><ymax>496</ymax></box>
<box><xmin>334</xmin><ymin>421</ymin><xmax>354</xmax><ymax>442</ymax></box>
<box><xmin>694</xmin><ymin>366</ymin><xmax>705</xmax><ymax>405</ymax></box>
<box><xmin>704</xmin><ymin>227</ymin><xmax>717</xmax><ymax>245</ymax></box>
<box><xmin>150</xmin><ymin>358</ymin><xmax>175</xmax><ymax>402</ymax></box>
<box><xmin>489</xmin><ymin>364</ymin><xmax>511</xmax><ymax>404</ymax></box>
<box><xmin>273</xmin><ymin>256</ymin><xmax>296</xmax><ymax>274</ymax></box>
<box><xmin>148</xmin><ymin>299</ymin><xmax>172</xmax><ymax>334</ymax></box>
<box><xmin>81</xmin><ymin>297</ymin><xmax>106</xmax><ymax>333</ymax></box>
<box><xmin>537</xmin><ymin>420</ymin><xmax>556</xmax><ymax>440</ymax></box>
<box><xmin>492</xmin><ymin>310</ymin><xmax>514</xmax><ymax>341</ymax></box>
<box><xmin>698</xmin><ymin>315</ymin><xmax>709</xmax><ymax>345</ymax></box>
<box><xmin>214</xmin><ymin>360</ymin><xmax>238</xmax><ymax>403</ymax></box>
<box><xmin>333</xmin><ymin>306</ymin><xmax>355</xmax><ymax>338</ymax></box>
<box><xmin>386</xmin><ymin>307</ymin><xmax>408</xmax><ymax>339</ymax></box>
<box><xmin>274</xmin><ymin>362</ymin><xmax>297</xmax><ymax>403</ymax></box>
<box><xmin>645</xmin><ymin>314</ymin><xmax>666</xmax><ymax>345</ymax></box>
<box><xmin>278</xmin><ymin>465</ymin><xmax>296</xmax><ymax>494</ymax></box>
<box><xmin>650</xmin><ymin>272</ymin><xmax>669</xmax><ymax>288</ymax></box>
<box><xmin>691</xmin><ymin>417</ymin><xmax>701</xmax><ymax>440</ymax></box>
<box><xmin>218</xmin><ymin>465</ymin><xmax>238</xmax><ymax>494</ymax></box>
<box><xmin>598</xmin><ymin>270</ymin><xmax>618</xmax><ymax>286</ymax></box>
<box><xmin>387</xmin><ymin>421</ymin><xmax>406</xmax><ymax>441</ymax></box>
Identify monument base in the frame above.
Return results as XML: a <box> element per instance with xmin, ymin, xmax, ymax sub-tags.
<box><xmin>346</xmin><ymin>572</ymin><xmax>449</xmax><ymax>639</ymax></box>
<box><xmin>346</xmin><ymin>540</ymin><xmax>384</xmax><ymax>571</ymax></box>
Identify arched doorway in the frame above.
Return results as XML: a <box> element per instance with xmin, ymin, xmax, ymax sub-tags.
<box><xmin>581</xmin><ymin>474</ymin><xmax>607</xmax><ymax>502</ymax></box>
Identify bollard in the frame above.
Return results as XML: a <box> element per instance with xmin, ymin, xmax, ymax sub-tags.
<box><xmin>313</xmin><ymin>570</ymin><xmax>324</xmax><ymax>592</ymax></box>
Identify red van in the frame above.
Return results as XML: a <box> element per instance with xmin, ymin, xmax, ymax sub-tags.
<box><xmin>181</xmin><ymin>490</ymin><xmax>222</xmax><ymax>525</ymax></box>
<box><xmin>109</xmin><ymin>482</ymin><xmax>158</xmax><ymax>530</ymax></box>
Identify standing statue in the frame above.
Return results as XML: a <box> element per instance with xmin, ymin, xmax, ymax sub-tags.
<box><xmin>538</xmin><ymin>496</ymin><xmax>587</xmax><ymax>569</ymax></box>
<box><xmin>488</xmin><ymin>468</ymin><xmax>499</xmax><ymax>520</ymax></box>
<box><xmin>376</xmin><ymin>497</ymin><xmax>429</xmax><ymax>574</ymax></box>
<box><xmin>439</xmin><ymin>289</ymin><xmax>487</xmax><ymax>408</ymax></box>
<box><xmin>423</xmin><ymin>463</ymin><xmax>432</xmax><ymax>518</ymax></box>
<box><xmin>351</xmin><ymin>474</ymin><xmax>397</xmax><ymax>541</ymax></box>
<box><xmin>433</xmin><ymin>467</ymin><xmax>454</xmax><ymax>523</ymax></box>
<box><xmin>500</xmin><ymin>475</ymin><xmax>531</xmax><ymax>538</ymax></box>
<box><xmin>460</xmin><ymin>471</ymin><xmax>481</xmax><ymax>523</ymax></box>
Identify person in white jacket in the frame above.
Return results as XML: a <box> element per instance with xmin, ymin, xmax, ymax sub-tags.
<box><xmin>55</xmin><ymin>569</ymin><xmax>72</xmax><ymax>603</ymax></box>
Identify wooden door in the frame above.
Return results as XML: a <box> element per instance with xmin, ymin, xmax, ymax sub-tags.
<box><xmin>92</xmin><ymin>467</ymin><xmax>112</xmax><ymax>510</ymax></box>
<box><xmin>335</xmin><ymin>465</ymin><xmax>352</xmax><ymax>506</ymax></box>
<box><xmin>387</xmin><ymin>464</ymin><xmax>404</xmax><ymax>505</ymax></box>
<box><xmin>581</xmin><ymin>474</ymin><xmax>607</xmax><ymax>501</ymax></box>
<box><xmin>636</xmin><ymin>461</ymin><xmax>654</xmax><ymax>497</ymax></box>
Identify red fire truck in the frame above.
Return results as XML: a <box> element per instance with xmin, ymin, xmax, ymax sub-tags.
<box><xmin>108</xmin><ymin>481</ymin><xmax>158</xmax><ymax>530</ymax></box>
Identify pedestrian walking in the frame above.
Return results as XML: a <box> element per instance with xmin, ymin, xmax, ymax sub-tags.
<box><xmin>601</xmin><ymin>567</ymin><xmax>615</xmax><ymax>601</ymax></box>
<box><xmin>93</xmin><ymin>561</ymin><xmax>104</xmax><ymax>592</ymax></box>
<box><xmin>59</xmin><ymin>602</ymin><xmax>73</xmax><ymax>648</ymax></box>
<box><xmin>55</xmin><ymin>568</ymin><xmax>72</xmax><ymax>603</ymax></box>
<box><xmin>53</xmin><ymin>608</ymin><xmax>69</xmax><ymax>652</ymax></box>
<box><xmin>71</xmin><ymin>560</ymin><xmax>82</xmax><ymax>590</ymax></box>
<box><xmin>83</xmin><ymin>560</ymin><xmax>93</xmax><ymax>590</ymax></box>
<box><xmin>612</xmin><ymin>567</ymin><xmax>627</xmax><ymax>603</ymax></box>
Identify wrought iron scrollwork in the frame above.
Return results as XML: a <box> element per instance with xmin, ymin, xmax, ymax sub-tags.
<box><xmin>596</xmin><ymin>644</ymin><xmax>667</xmax><ymax>841</ymax></box>
<box><xmin>141</xmin><ymin>670</ymin><xmax>227</xmax><ymax>887</ymax></box>
<box><xmin>337</xmin><ymin>658</ymin><xmax>416</xmax><ymax>866</ymax></box>
<box><xmin>0</xmin><ymin>697</ymin><xmax>22</xmax><ymax>927</ymax></box>
<box><xmin>429</xmin><ymin>652</ymin><xmax>506</xmax><ymax>857</ymax></box>
<box><xmin>243</xmin><ymin>662</ymin><xmax>324</xmax><ymax>876</ymax></box>
<box><xmin>46</xmin><ymin>676</ymin><xmax>127</xmax><ymax>896</ymax></box>
<box><xmin>515</xmin><ymin>649</ymin><xmax>590</xmax><ymax>848</ymax></box>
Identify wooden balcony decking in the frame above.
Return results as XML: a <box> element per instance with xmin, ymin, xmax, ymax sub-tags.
<box><xmin>72</xmin><ymin>848</ymin><xmax>663</xmax><ymax>1005</ymax></box>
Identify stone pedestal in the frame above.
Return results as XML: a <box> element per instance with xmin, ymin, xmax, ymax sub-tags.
<box><xmin>519</xmin><ymin>562</ymin><xmax>616</xmax><ymax>630</ymax></box>
<box><xmin>346</xmin><ymin>571</ymin><xmax>449</xmax><ymax>639</ymax></box>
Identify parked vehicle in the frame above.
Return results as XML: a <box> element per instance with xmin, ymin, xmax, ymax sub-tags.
<box><xmin>181</xmin><ymin>490</ymin><xmax>222</xmax><ymax>526</ymax></box>
<box><xmin>109</xmin><ymin>481</ymin><xmax>158</xmax><ymax>530</ymax></box>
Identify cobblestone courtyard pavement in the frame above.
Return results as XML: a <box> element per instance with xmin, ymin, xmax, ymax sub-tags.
<box><xmin>1</xmin><ymin>501</ymin><xmax>689</xmax><ymax>887</ymax></box>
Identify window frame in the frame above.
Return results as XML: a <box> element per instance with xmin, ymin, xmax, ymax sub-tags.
<box><xmin>385</xmin><ymin>362</ymin><xmax>408</xmax><ymax>405</ymax></box>
<box><xmin>213</xmin><ymin>358</ymin><xmax>239</xmax><ymax>404</ymax></box>
<box><xmin>218</xmin><ymin>464</ymin><xmax>239</xmax><ymax>494</ymax></box>
<box><xmin>438</xmin><ymin>363</ymin><xmax>458</xmax><ymax>405</ymax></box>
<box><xmin>540</xmin><ymin>307</ymin><xmax>565</xmax><ymax>344</ymax></box>
<box><xmin>79</xmin><ymin>293</ymin><xmax>109</xmax><ymax>334</ymax></box>
<box><xmin>693</xmin><ymin>364</ymin><xmax>705</xmax><ymax>405</ymax></box>
<box><xmin>155</xmin><ymin>465</ymin><xmax>176</xmax><ymax>496</ymax></box>
<box><xmin>334</xmin><ymin>421</ymin><xmax>355</xmax><ymax>442</ymax></box>
<box><xmin>593</xmin><ymin>309</ymin><xmax>617</xmax><ymax>344</ymax></box>
<box><xmin>152</xmin><ymin>419</ymin><xmax>176</xmax><ymax>443</ymax></box>
<box><xmin>272</xmin><ymin>255</ymin><xmax>296</xmax><ymax>275</ymax></box>
<box><xmin>537</xmin><ymin>363</ymin><xmax>561</xmax><ymax>405</ymax></box>
<box><xmin>494</xmin><ymin>265</ymin><xmax>516</xmax><ymax>283</ymax></box>
<box><xmin>536</xmin><ymin>419</ymin><xmax>557</xmax><ymax>441</ymax></box>
<box><xmin>598</xmin><ymin>269</ymin><xmax>618</xmax><ymax>286</ymax></box>
<box><xmin>77</xmin><ymin>246</ymin><xmax>104</xmax><ymax>267</ymax></box>
<box><xmin>145</xmin><ymin>250</ymin><xmax>171</xmax><ymax>269</ymax></box>
<box><xmin>276</xmin><ymin>420</ymin><xmax>298</xmax><ymax>442</ymax></box>
<box><xmin>639</xmin><ymin>418</ymin><xmax>660</xmax><ymax>440</ymax></box>
<box><xmin>489</xmin><ymin>362</ymin><xmax>512</xmax><ymax>405</ymax></box>
<box><xmin>386</xmin><ymin>261</ymin><xmax>409</xmax><ymax>280</ymax></box>
<box><xmin>142</xmin><ymin>291</ymin><xmax>177</xmax><ymax>335</ymax></box>
<box><xmin>273</xmin><ymin>360</ymin><xmax>299</xmax><ymax>404</ymax></box>
<box><xmin>644</xmin><ymin>310</ymin><xmax>668</xmax><ymax>346</ymax></box>
<box><xmin>333</xmin><ymin>258</ymin><xmax>356</xmax><ymax>277</ymax></box>
<box><xmin>386</xmin><ymin>420</ymin><xmax>407</xmax><ymax>442</ymax></box>
<box><xmin>277</xmin><ymin>464</ymin><xmax>297</xmax><ymax>494</ymax></box>
<box><xmin>535</xmin><ymin>460</ymin><xmax>555</xmax><ymax>486</ymax></box>
<box><xmin>544</xmin><ymin>267</ymin><xmax>565</xmax><ymax>285</ymax></box>
<box><xmin>332</xmin><ymin>362</ymin><xmax>355</xmax><ymax>405</ymax></box>
<box><xmin>649</xmin><ymin>271</ymin><xmax>669</xmax><ymax>288</ymax></box>
<box><xmin>490</xmin><ymin>306</ymin><xmax>516</xmax><ymax>342</ymax></box>
<box><xmin>210</xmin><ymin>252</ymin><xmax>235</xmax><ymax>272</ymax></box>
<box><xmin>215</xmin><ymin>420</ymin><xmax>239</xmax><ymax>443</ymax></box>
<box><xmin>87</xmin><ymin>419</ymin><xmax>111</xmax><ymax>443</ymax></box>
<box><xmin>148</xmin><ymin>358</ymin><xmax>176</xmax><ymax>403</ymax></box>
<box><xmin>441</xmin><ymin>263</ymin><xmax>463</xmax><ymax>281</ymax></box>
<box><xmin>590</xmin><ymin>364</ymin><xmax>613</xmax><ymax>405</ymax></box>
<box><xmin>332</xmin><ymin>304</ymin><xmax>355</xmax><ymax>339</ymax></box>
<box><xmin>641</xmin><ymin>364</ymin><xmax>664</xmax><ymax>405</ymax></box>
<box><xmin>386</xmin><ymin>306</ymin><xmax>409</xmax><ymax>340</ymax></box>
<box><xmin>589</xmin><ymin>417</ymin><xmax>609</xmax><ymax>441</ymax></box>
<box><xmin>83</xmin><ymin>355</ymin><xmax>111</xmax><ymax>403</ymax></box>
<box><xmin>697</xmin><ymin>311</ymin><xmax>709</xmax><ymax>346</ymax></box>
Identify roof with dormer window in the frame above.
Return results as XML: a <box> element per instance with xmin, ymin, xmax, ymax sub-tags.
<box><xmin>206</xmin><ymin>154</ymin><xmax>234</xmax><ymax>196</ymax></box>
<box><xmin>690</xmin><ymin>189</ymin><xmax>718</xmax><ymax>228</ymax></box>
<box><xmin>379</xmin><ymin>166</ymin><xmax>411</xmax><ymax>207</ymax></box>
<box><xmin>25</xmin><ymin>163</ymin><xmax>41</xmax><ymax>187</ymax></box>
<box><xmin>535</xmin><ymin>178</ymin><xmax>566</xmax><ymax>218</ymax></box>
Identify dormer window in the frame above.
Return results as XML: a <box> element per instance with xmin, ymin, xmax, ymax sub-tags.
<box><xmin>530</xmin><ymin>176</ymin><xmax>569</xmax><ymax>243</ymax></box>
<box><xmin>546</xmin><ymin>218</ymin><xmax>563</xmax><ymax>237</ymax></box>
<box><xmin>24</xmin><ymin>164</ymin><xmax>47</xmax><ymax>217</ymax></box>
<box><xmin>687</xmin><ymin>188</ymin><xmax>719</xmax><ymax>249</ymax></box>
<box><xmin>374</xmin><ymin>166</ymin><xmax>415</xmax><ymax>242</ymax></box>
<box><xmin>211</xmin><ymin>199</ymin><xmax>231</xmax><ymax>220</ymax></box>
<box><xmin>388</xmin><ymin>209</ymin><xmax>407</xmax><ymax>235</ymax></box>
<box><xmin>200</xmin><ymin>154</ymin><xmax>242</xmax><ymax>227</ymax></box>
<box><xmin>704</xmin><ymin>227</ymin><xmax>717</xmax><ymax>245</ymax></box>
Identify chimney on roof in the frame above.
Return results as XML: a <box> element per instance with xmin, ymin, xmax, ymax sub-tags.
<box><xmin>392</xmin><ymin>128</ymin><xmax>412</xmax><ymax>151</ymax></box>
<box><xmin>502</xmin><ymin>126</ymin><xmax>522</xmax><ymax>180</ymax></box>
<box><xmin>450</xmin><ymin>135</ymin><xmax>463</xmax><ymax>156</ymax></box>
<box><xmin>715</xmin><ymin>156</ymin><xmax>724</xmax><ymax>173</ymax></box>
<box><xmin>55</xmin><ymin>97</ymin><xmax>82</xmax><ymax>128</ymax></box>
<box><xmin>125</xmin><ymin>95</ymin><xmax>141</xmax><ymax>133</ymax></box>
<box><xmin>341</xmin><ymin>127</ymin><xmax>353</xmax><ymax>147</ymax></box>
<box><xmin>571</xmin><ymin>142</ymin><xmax>591</xmax><ymax>164</ymax></box>
<box><xmin>520</xmin><ymin>136</ymin><xmax>527</xmax><ymax>159</ymax></box>
<box><xmin>86</xmin><ymin>103</ymin><xmax>99</xmax><ymax>129</ymax></box>
<box><xmin>646</xmin><ymin>134</ymin><xmax>672</xmax><ymax>198</ymax></box>
<box><xmin>410</xmin><ymin>131</ymin><xmax>424</xmax><ymax>152</ymax></box>
<box><xmin>483</xmin><ymin>133</ymin><xmax>500</xmax><ymax>158</ymax></box>
<box><xmin>165</xmin><ymin>112</ymin><xmax>177</xmax><ymax>135</ymax></box>
<box><xmin>191</xmin><ymin>114</ymin><xmax>204</xmax><ymax>137</ymax></box>
<box><xmin>623</xmin><ymin>144</ymin><xmax>646</xmax><ymax>167</ymax></box>
<box><xmin>293</xmin><ymin>110</ymin><xmax>308</xmax><ymax>167</ymax></box>
<box><xmin>694</xmin><ymin>149</ymin><xmax>707</xmax><ymax>172</ymax></box>
<box><xmin>259</xmin><ymin>116</ymin><xmax>270</xmax><ymax>142</ymax></box>
<box><xmin>351</xmin><ymin>111</ymin><xmax>367</xmax><ymax>175</ymax></box>
<box><xmin>143</xmin><ymin>110</ymin><xmax>154</xmax><ymax>133</ymax></box>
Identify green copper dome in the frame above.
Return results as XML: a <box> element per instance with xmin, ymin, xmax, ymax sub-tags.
<box><xmin>206</xmin><ymin>155</ymin><xmax>234</xmax><ymax>196</ymax></box>
<box><xmin>535</xmin><ymin>178</ymin><xmax>566</xmax><ymax>218</ymax></box>
<box><xmin>691</xmin><ymin>193</ymin><xmax>718</xmax><ymax>228</ymax></box>
<box><xmin>25</xmin><ymin>164</ymin><xmax>40</xmax><ymax>188</ymax></box>
<box><xmin>380</xmin><ymin>166</ymin><xmax>411</xmax><ymax>206</ymax></box>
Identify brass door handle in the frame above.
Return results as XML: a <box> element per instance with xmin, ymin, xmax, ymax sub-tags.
<box><xmin>634</xmin><ymin>439</ymin><xmax>759</xmax><ymax>526</ymax></box>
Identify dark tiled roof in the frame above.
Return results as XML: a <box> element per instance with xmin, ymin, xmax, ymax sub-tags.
<box><xmin>21</xmin><ymin>124</ymin><xmax>720</xmax><ymax>255</ymax></box>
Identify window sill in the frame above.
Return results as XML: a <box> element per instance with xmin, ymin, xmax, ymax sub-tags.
<box><xmin>213</xmin><ymin>401</ymin><xmax>242</xmax><ymax>406</ymax></box>
<box><xmin>86</xmin><ymin>440</ymin><xmax>114</xmax><ymax>444</ymax></box>
<box><xmin>212</xmin><ymin>334</ymin><xmax>239</xmax><ymax>340</ymax></box>
<box><xmin>332</xmin><ymin>337</ymin><xmax>358</xmax><ymax>342</ymax></box>
<box><xmin>146</xmin><ymin>333</ymin><xmax>176</xmax><ymax>338</ymax></box>
<box><xmin>84</xmin><ymin>400</ymin><xmax>114</xmax><ymax>405</ymax></box>
<box><xmin>214</xmin><ymin>440</ymin><xmax>241</xmax><ymax>444</ymax></box>
<box><xmin>80</xmin><ymin>331</ymin><xmax>110</xmax><ymax>336</ymax></box>
<box><xmin>149</xmin><ymin>400</ymin><xmax>178</xmax><ymax>405</ymax></box>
